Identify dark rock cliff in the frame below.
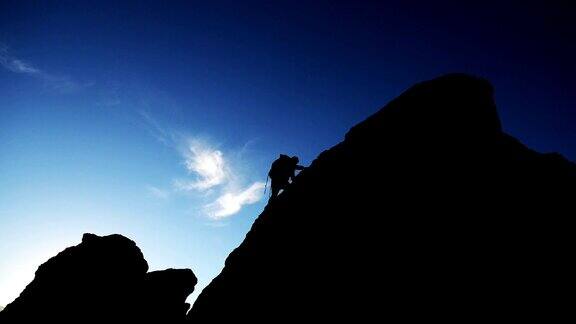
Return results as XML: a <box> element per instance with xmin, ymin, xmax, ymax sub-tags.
<box><xmin>187</xmin><ymin>74</ymin><xmax>575</xmax><ymax>322</ymax></box>
<box><xmin>0</xmin><ymin>233</ymin><xmax>196</xmax><ymax>323</ymax></box>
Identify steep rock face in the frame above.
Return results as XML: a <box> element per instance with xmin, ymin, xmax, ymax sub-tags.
<box><xmin>0</xmin><ymin>233</ymin><xmax>196</xmax><ymax>323</ymax></box>
<box><xmin>188</xmin><ymin>74</ymin><xmax>575</xmax><ymax>322</ymax></box>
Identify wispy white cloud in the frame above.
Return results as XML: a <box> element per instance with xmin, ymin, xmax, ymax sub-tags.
<box><xmin>174</xmin><ymin>140</ymin><xmax>228</xmax><ymax>192</ymax></box>
<box><xmin>146</xmin><ymin>185</ymin><xmax>170</xmax><ymax>200</ymax></box>
<box><xmin>0</xmin><ymin>54</ymin><xmax>40</xmax><ymax>74</ymax></box>
<box><xmin>0</xmin><ymin>45</ymin><xmax>83</xmax><ymax>93</ymax></box>
<box><xmin>138</xmin><ymin>111</ymin><xmax>264</xmax><ymax>221</ymax></box>
<box><xmin>205</xmin><ymin>182</ymin><xmax>265</xmax><ymax>219</ymax></box>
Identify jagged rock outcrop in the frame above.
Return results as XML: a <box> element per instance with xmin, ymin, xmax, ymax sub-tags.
<box><xmin>0</xmin><ymin>233</ymin><xmax>196</xmax><ymax>323</ymax></box>
<box><xmin>188</xmin><ymin>74</ymin><xmax>575</xmax><ymax>322</ymax></box>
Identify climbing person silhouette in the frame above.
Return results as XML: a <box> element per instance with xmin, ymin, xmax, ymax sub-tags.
<box><xmin>267</xmin><ymin>154</ymin><xmax>305</xmax><ymax>201</ymax></box>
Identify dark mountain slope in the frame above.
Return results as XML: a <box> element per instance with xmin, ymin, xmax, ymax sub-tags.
<box><xmin>188</xmin><ymin>74</ymin><xmax>575</xmax><ymax>322</ymax></box>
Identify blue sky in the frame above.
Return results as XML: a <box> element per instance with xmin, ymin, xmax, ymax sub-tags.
<box><xmin>0</xmin><ymin>1</ymin><xmax>574</xmax><ymax>306</ymax></box>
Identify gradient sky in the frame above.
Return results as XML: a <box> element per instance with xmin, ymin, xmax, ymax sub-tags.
<box><xmin>1</xmin><ymin>1</ymin><xmax>574</xmax><ymax>306</ymax></box>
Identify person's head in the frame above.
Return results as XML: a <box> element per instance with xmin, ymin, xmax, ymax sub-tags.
<box><xmin>291</xmin><ymin>156</ymin><xmax>299</xmax><ymax>164</ymax></box>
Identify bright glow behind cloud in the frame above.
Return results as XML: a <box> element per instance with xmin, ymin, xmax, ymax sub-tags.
<box><xmin>206</xmin><ymin>182</ymin><xmax>265</xmax><ymax>219</ymax></box>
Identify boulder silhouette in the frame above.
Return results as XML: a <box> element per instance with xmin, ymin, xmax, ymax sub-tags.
<box><xmin>143</xmin><ymin>268</ymin><xmax>197</xmax><ymax>322</ymax></box>
<box><xmin>0</xmin><ymin>233</ymin><xmax>196</xmax><ymax>323</ymax></box>
<box><xmin>188</xmin><ymin>74</ymin><xmax>575</xmax><ymax>322</ymax></box>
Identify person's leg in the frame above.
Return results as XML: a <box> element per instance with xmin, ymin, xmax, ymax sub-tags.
<box><xmin>270</xmin><ymin>181</ymin><xmax>280</xmax><ymax>199</ymax></box>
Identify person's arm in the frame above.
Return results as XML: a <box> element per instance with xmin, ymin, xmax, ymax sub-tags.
<box><xmin>290</xmin><ymin>165</ymin><xmax>304</xmax><ymax>181</ymax></box>
<box><xmin>290</xmin><ymin>165</ymin><xmax>305</xmax><ymax>182</ymax></box>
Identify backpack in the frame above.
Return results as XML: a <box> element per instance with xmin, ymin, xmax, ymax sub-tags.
<box><xmin>268</xmin><ymin>154</ymin><xmax>291</xmax><ymax>179</ymax></box>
